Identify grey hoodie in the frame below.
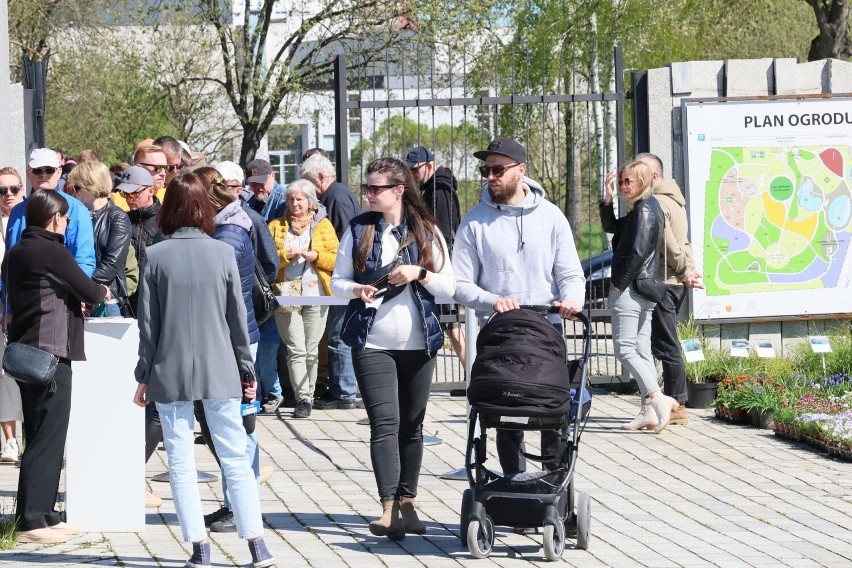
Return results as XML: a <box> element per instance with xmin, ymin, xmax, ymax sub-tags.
<box><xmin>452</xmin><ymin>176</ymin><xmax>585</xmax><ymax>314</ymax></box>
<box><xmin>215</xmin><ymin>200</ymin><xmax>253</xmax><ymax>232</ymax></box>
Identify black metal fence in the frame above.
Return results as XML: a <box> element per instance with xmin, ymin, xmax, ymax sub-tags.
<box><xmin>332</xmin><ymin>45</ymin><xmax>628</xmax><ymax>387</ymax></box>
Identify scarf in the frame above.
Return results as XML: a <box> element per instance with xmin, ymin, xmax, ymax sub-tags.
<box><xmin>288</xmin><ymin>210</ymin><xmax>314</xmax><ymax>235</ymax></box>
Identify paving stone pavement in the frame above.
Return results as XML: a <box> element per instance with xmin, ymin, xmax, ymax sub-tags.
<box><xmin>0</xmin><ymin>392</ymin><xmax>850</xmax><ymax>567</ymax></box>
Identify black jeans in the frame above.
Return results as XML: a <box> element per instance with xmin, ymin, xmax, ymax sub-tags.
<box><xmin>145</xmin><ymin>404</ymin><xmax>162</xmax><ymax>463</ymax></box>
<box><xmin>496</xmin><ymin>430</ymin><xmax>565</xmax><ymax>476</ymax></box>
<box><xmin>16</xmin><ymin>359</ymin><xmax>72</xmax><ymax>531</ymax></box>
<box><xmin>651</xmin><ymin>284</ymin><xmax>688</xmax><ymax>403</ymax></box>
<box><xmin>353</xmin><ymin>348</ymin><xmax>435</xmax><ymax>502</ymax></box>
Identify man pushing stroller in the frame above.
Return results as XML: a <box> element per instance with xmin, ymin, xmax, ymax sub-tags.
<box><xmin>453</xmin><ymin>137</ymin><xmax>586</xmax><ymax>475</ymax></box>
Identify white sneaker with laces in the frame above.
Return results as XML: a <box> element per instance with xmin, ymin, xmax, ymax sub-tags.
<box><xmin>0</xmin><ymin>439</ymin><xmax>19</xmax><ymax>462</ymax></box>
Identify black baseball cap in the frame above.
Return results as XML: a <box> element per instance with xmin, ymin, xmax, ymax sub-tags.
<box><xmin>473</xmin><ymin>137</ymin><xmax>527</xmax><ymax>164</ymax></box>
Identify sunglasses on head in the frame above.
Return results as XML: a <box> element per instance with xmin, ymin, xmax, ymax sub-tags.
<box><xmin>0</xmin><ymin>185</ymin><xmax>23</xmax><ymax>196</ymax></box>
<box><xmin>139</xmin><ymin>162</ymin><xmax>177</xmax><ymax>174</ymax></box>
<box><xmin>30</xmin><ymin>166</ymin><xmax>58</xmax><ymax>175</ymax></box>
<box><xmin>479</xmin><ymin>163</ymin><xmax>521</xmax><ymax>178</ymax></box>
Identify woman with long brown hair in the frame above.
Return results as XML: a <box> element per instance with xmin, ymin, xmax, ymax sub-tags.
<box><xmin>330</xmin><ymin>157</ymin><xmax>455</xmax><ymax>540</ymax></box>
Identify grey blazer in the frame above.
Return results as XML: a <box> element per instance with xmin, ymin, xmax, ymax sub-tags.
<box><xmin>134</xmin><ymin>227</ymin><xmax>254</xmax><ymax>403</ymax></box>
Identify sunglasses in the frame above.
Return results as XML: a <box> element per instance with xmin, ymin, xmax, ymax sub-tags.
<box><xmin>0</xmin><ymin>185</ymin><xmax>23</xmax><ymax>196</ymax></box>
<box><xmin>409</xmin><ymin>164</ymin><xmax>424</xmax><ymax>173</ymax></box>
<box><xmin>361</xmin><ymin>183</ymin><xmax>399</xmax><ymax>197</ymax></box>
<box><xmin>139</xmin><ymin>162</ymin><xmax>177</xmax><ymax>174</ymax></box>
<box><xmin>30</xmin><ymin>167</ymin><xmax>58</xmax><ymax>175</ymax></box>
<box><xmin>479</xmin><ymin>163</ymin><xmax>522</xmax><ymax>178</ymax></box>
<box><xmin>119</xmin><ymin>189</ymin><xmax>148</xmax><ymax>199</ymax></box>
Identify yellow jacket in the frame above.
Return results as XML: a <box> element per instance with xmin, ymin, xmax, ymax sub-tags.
<box><xmin>268</xmin><ymin>212</ymin><xmax>339</xmax><ymax>295</ymax></box>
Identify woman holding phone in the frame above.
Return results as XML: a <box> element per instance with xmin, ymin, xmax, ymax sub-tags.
<box><xmin>331</xmin><ymin>157</ymin><xmax>455</xmax><ymax>540</ymax></box>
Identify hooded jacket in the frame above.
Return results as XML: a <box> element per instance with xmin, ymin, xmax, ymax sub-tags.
<box><xmin>421</xmin><ymin>166</ymin><xmax>461</xmax><ymax>252</ymax></box>
<box><xmin>268</xmin><ymin>204</ymin><xmax>339</xmax><ymax>295</ymax></box>
<box><xmin>452</xmin><ymin>177</ymin><xmax>585</xmax><ymax>314</ymax></box>
<box><xmin>653</xmin><ymin>179</ymin><xmax>695</xmax><ymax>285</ymax></box>
<box><xmin>214</xmin><ymin>201</ymin><xmax>259</xmax><ymax>343</ymax></box>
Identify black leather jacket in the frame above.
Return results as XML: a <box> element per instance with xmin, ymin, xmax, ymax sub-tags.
<box><xmin>600</xmin><ymin>194</ymin><xmax>664</xmax><ymax>291</ymax></box>
<box><xmin>127</xmin><ymin>199</ymin><xmax>163</xmax><ymax>274</ymax></box>
<box><xmin>91</xmin><ymin>202</ymin><xmax>131</xmax><ymax>299</ymax></box>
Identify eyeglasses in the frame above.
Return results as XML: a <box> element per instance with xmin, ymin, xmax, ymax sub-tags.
<box><xmin>409</xmin><ymin>164</ymin><xmax>424</xmax><ymax>173</ymax></box>
<box><xmin>227</xmin><ymin>184</ymin><xmax>243</xmax><ymax>190</ymax></box>
<box><xmin>479</xmin><ymin>163</ymin><xmax>521</xmax><ymax>178</ymax></box>
<box><xmin>361</xmin><ymin>183</ymin><xmax>399</xmax><ymax>197</ymax></box>
<box><xmin>30</xmin><ymin>167</ymin><xmax>58</xmax><ymax>175</ymax></box>
<box><xmin>619</xmin><ymin>177</ymin><xmax>635</xmax><ymax>186</ymax></box>
<box><xmin>0</xmin><ymin>185</ymin><xmax>23</xmax><ymax>196</ymax></box>
<box><xmin>139</xmin><ymin>162</ymin><xmax>177</xmax><ymax>174</ymax></box>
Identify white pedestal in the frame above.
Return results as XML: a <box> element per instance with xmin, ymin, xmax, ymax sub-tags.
<box><xmin>66</xmin><ymin>318</ymin><xmax>144</xmax><ymax>532</ymax></box>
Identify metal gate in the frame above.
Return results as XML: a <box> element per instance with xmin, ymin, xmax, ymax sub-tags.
<box><xmin>331</xmin><ymin>45</ymin><xmax>628</xmax><ymax>389</ymax></box>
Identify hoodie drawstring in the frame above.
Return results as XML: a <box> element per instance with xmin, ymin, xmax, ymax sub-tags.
<box><xmin>518</xmin><ymin>209</ymin><xmax>525</xmax><ymax>251</ymax></box>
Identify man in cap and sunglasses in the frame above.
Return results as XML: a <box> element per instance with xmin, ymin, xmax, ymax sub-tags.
<box><xmin>452</xmin><ymin>136</ymin><xmax>585</xmax><ymax>477</ymax></box>
<box><xmin>118</xmin><ymin>166</ymin><xmax>164</xmax><ymax>314</ymax></box>
<box><xmin>244</xmin><ymin>159</ymin><xmax>286</xmax><ymax>222</ymax></box>
<box><xmin>5</xmin><ymin>148</ymin><xmax>96</xmax><ymax>276</ymax></box>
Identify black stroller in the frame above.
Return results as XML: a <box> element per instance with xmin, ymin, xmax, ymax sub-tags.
<box><xmin>461</xmin><ymin>308</ymin><xmax>592</xmax><ymax>561</ymax></box>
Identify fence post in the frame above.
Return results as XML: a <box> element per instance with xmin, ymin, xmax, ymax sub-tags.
<box><xmin>333</xmin><ymin>54</ymin><xmax>349</xmax><ymax>187</ymax></box>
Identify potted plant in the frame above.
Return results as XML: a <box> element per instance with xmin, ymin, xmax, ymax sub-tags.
<box><xmin>679</xmin><ymin>319</ymin><xmax>723</xmax><ymax>408</ymax></box>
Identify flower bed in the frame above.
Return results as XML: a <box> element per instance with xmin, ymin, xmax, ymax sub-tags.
<box><xmin>715</xmin><ymin>372</ymin><xmax>852</xmax><ymax>461</ymax></box>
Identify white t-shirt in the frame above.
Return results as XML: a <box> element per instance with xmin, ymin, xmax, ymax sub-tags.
<box><xmin>331</xmin><ymin>222</ymin><xmax>455</xmax><ymax>350</ymax></box>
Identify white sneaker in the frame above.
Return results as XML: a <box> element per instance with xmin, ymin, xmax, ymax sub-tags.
<box><xmin>0</xmin><ymin>439</ymin><xmax>19</xmax><ymax>462</ymax></box>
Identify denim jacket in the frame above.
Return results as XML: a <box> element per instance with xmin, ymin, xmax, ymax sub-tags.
<box><xmin>341</xmin><ymin>212</ymin><xmax>444</xmax><ymax>357</ymax></box>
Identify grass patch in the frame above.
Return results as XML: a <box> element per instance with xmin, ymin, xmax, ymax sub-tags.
<box><xmin>0</xmin><ymin>513</ymin><xmax>18</xmax><ymax>550</ymax></box>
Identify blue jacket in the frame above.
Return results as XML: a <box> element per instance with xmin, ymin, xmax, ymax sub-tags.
<box><xmin>214</xmin><ymin>202</ymin><xmax>259</xmax><ymax>344</ymax></box>
<box><xmin>340</xmin><ymin>212</ymin><xmax>443</xmax><ymax>356</ymax></box>
<box><xmin>246</xmin><ymin>181</ymin><xmax>287</xmax><ymax>222</ymax></box>
<box><xmin>6</xmin><ymin>191</ymin><xmax>96</xmax><ymax>277</ymax></box>
<box><xmin>241</xmin><ymin>202</ymin><xmax>279</xmax><ymax>283</ymax></box>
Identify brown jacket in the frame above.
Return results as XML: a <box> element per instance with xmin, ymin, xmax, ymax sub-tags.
<box><xmin>653</xmin><ymin>179</ymin><xmax>694</xmax><ymax>285</ymax></box>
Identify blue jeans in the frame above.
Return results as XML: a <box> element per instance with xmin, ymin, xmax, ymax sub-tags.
<box><xmin>157</xmin><ymin>399</ymin><xmax>264</xmax><ymax>542</ymax></box>
<box><xmin>255</xmin><ymin>318</ymin><xmax>281</xmax><ymax>399</ymax></box>
<box><xmin>326</xmin><ymin>305</ymin><xmax>357</xmax><ymax>400</ymax></box>
<box><xmin>611</xmin><ymin>286</ymin><xmax>660</xmax><ymax>400</ymax></box>
<box><xmin>224</xmin><ymin>342</ymin><xmax>260</xmax><ymax>509</ymax></box>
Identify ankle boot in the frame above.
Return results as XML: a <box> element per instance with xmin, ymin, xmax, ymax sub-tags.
<box><xmin>650</xmin><ymin>394</ymin><xmax>681</xmax><ymax>434</ymax></box>
<box><xmin>669</xmin><ymin>403</ymin><xmax>688</xmax><ymax>425</ymax></box>
<box><xmin>399</xmin><ymin>496</ymin><xmax>426</xmax><ymax>534</ymax></box>
<box><xmin>369</xmin><ymin>500</ymin><xmax>405</xmax><ymax>540</ymax></box>
<box><xmin>621</xmin><ymin>405</ymin><xmax>658</xmax><ymax>431</ymax></box>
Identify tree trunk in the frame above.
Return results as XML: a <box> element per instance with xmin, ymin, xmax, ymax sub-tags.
<box><xmin>239</xmin><ymin>126</ymin><xmax>261</xmax><ymax>166</ymax></box>
<box><xmin>806</xmin><ymin>0</ymin><xmax>852</xmax><ymax>61</ymax></box>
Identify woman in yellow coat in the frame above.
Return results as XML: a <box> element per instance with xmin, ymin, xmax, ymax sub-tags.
<box><xmin>268</xmin><ymin>179</ymin><xmax>339</xmax><ymax>418</ymax></box>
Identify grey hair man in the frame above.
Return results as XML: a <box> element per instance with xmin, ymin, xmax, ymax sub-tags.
<box><xmin>299</xmin><ymin>154</ymin><xmax>363</xmax><ymax>410</ymax></box>
<box><xmin>636</xmin><ymin>152</ymin><xmax>704</xmax><ymax>425</ymax></box>
<box><xmin>153</xmin><ymin>136</ymin><xmax>190</xmax><ymax>185</ymax></box>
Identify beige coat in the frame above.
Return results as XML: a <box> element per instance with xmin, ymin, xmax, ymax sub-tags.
<box><xmin>653</xmin><ymin>179</ymin><xmax>695</xmax><ymax>285</ymax></box>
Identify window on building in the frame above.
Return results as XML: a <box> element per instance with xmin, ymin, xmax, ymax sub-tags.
<box><xmin>323</xmin><ymin>135</ymin><xmax>336</xmax><ymax>163</ymax></box>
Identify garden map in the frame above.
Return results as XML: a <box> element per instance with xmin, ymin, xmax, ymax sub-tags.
<box><xmin>705</xmin><ymin>145</ymin><xmax>852</xmax><ymax>295</ymax></box>
<box><xmin>684</xmin><ymin>98</ymin><xmax>852</xmax><ymax>321</ymax></box>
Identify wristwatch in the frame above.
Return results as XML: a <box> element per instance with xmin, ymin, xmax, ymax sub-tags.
<box><xmin>418</xmin><ymin>267</ymin><xmax>428</xmax><ymax>281</ymax></box>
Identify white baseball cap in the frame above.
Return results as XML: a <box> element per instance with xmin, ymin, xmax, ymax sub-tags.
<box><xmin>29</xmin><ymin>148</ymin><xmax>61</xmax><ymax>169</ymax></box>
<box><xmin>214</xmin><ymin>161</ymin><xmax>244</xmax><ymax>184</ymax></box>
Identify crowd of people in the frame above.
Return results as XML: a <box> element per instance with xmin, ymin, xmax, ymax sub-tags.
<box><xmin>0</xmin><ymin>134</ymin><xmax>703</xmax><ymax>566</ymax></box>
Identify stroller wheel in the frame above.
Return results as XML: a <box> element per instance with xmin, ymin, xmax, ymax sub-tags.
<box><xmin>459</xmin><ymin>489</ymin><xmax>473</xmax><ymax>544</ymax></box>
<box><xmin>575</xmin><ymin>492</ymin><xmax>592</xmax><ymax>550</ymax></box>
<box><xmin>467</xmin><ymin>515</ymin><xmax>494</xmax><ymax>559</ymax></box>
<box><xmin>542</xmin><ymin>521</ymin><xmax>565</xmax><ymax>561</ymax></box>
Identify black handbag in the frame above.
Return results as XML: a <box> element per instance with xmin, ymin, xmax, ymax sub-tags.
<box><xmin>252</xmin><ymin>257</ymin><xmax>277</xmax><ymax>325</ymax></box>
<box><xmin>3</xmin><ymin>341</ymin><xmax>59</xmax><ymax>387</ymax></box>
<box><xmin>633</xmin><ymin>277</ymin><xmax>667</xmax><ymax>303</ymax></box>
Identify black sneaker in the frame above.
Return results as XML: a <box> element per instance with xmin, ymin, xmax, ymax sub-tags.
<box><xmin>261</xmin><ymin>395</ymin><xmax>283</xmax><ymax>414</ymax></box>
<box><xmin>210</xmin><ymin>510</ymin><xmax>237</xmax><ymax>533</ymax></box>
<box><xmin>292</xmin><ymin>399</ymin><xmax>312</xmax><ymax>418</ymax></box>
<box><xmin>313</xmin><ymin>397</ymin><xmax>356</xmax><ymax>410</ymax></box>
<box><xmin>203</xmin><ymin>505</ymin><xmax>230</xmax><ymax>528</ymax></box>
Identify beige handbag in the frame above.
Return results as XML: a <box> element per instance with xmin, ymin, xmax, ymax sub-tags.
<box><xmin>273</xmin><ymin>279</ymin><xmax>303</xmax><ymax>314</ymax></box>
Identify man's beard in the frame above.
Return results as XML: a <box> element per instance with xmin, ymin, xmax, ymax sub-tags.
<box><xmin>488</xmin><ymin>182</ymin><xmax>517</xmax><ymax>204</ymax></box>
